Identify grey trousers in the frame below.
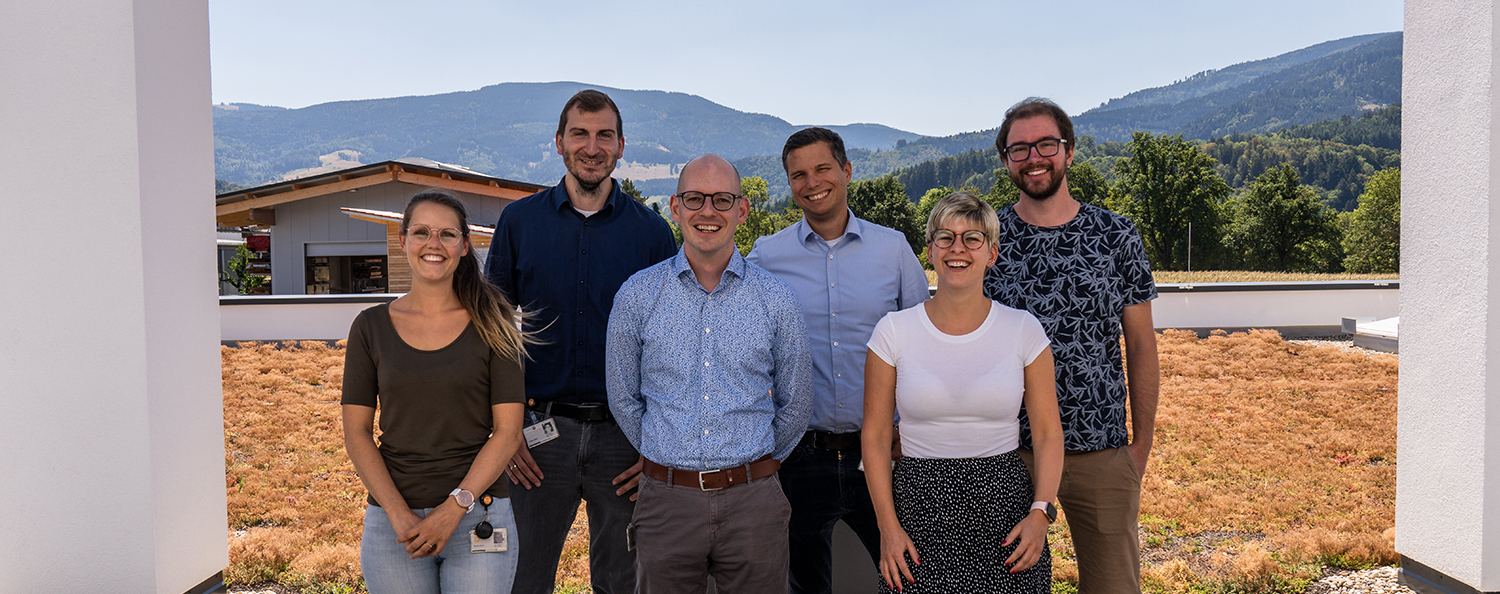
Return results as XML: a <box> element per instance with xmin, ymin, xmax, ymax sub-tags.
<box><xmin>632</xmin><ymin>472</ymin><xmax>792</xmax><ymax>594</ymax></box>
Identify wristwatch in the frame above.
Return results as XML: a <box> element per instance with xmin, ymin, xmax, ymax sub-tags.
<box><xmin>449</xmin><ymin>488</ymin><xmax>476</xmax><ymax>512</ymax></box>
<box><xmin>1030</xmin><ymin>501</ymin><xmax>1057</xmax><ymax>524</ymax></box>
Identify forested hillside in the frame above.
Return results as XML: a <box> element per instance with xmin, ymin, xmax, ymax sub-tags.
<box><xmin>213</xmin><ymin>82</ymin><xmax>919</xmax><ymax>187</ymax></box>
<box><xmin>1073</xmin><ymin>32</ymin><xmax>1401</xmax><ymax>142</ymax></box>
<box><xmin>884</xmin><ymin>105</ymin><xmax>1400</xmax><ymax>212</ymax></box>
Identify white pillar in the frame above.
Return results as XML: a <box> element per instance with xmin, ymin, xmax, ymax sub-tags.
<box><xmin>1399</xmin><ymin>1</ymin><xmax>1500</xmax><ymax>592</ymax></box>
<box><xmin>0</xmin><ymin>1</ymin><xmax>226</xmax><ymax>593</ymax></box>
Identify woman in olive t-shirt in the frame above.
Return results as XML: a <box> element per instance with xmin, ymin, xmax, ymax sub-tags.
<box><xmin>342</xmin><ymin>190</ymin><xmax>535</xmax><ymax>593</ymax></box>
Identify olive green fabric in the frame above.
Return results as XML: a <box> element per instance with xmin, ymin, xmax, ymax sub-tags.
<box><xmin>342</xmin><ymin>304</ymin><xmax>524</xmax><ymax>508</ymax></box>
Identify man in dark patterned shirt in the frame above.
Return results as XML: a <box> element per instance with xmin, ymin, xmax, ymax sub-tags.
<box><xmin>983</xmin><ymin>97</ymin><xmax>1160</xmax><ymax>594</ymax></box>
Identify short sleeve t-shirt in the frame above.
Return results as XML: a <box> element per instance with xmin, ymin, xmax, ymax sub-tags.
<box><xmin>983</xmin><ymin>203</ymin><xmax>1156</xmax><ymax>452</ymax></box>
<box><xmin>867</xmin><ymin>301</ymin><xmax>1049</xmax><ymax>459</ymax></box>
<box><xmin>341</xmin><ymin>304</ymin><xmax>525</xmax><ymax>508</ymax></box>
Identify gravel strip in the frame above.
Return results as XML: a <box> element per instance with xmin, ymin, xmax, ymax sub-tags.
<box><xmin>1306</xmin><ymin>566</ymin><xmax>1412</xmax><ymax>594</ymax></box>
<box><xmin>1287</xmin><ymin>335</ymin><xmax>1394</xmax><ymax>357</ymax></box>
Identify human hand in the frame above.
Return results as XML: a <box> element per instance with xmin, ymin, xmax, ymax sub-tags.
<box><xmin>612</xmin><ymin>456</ymin><xmax>644</xmax><ymax>501</ymax></box>
<box><xmin>1002</xmin><ymin>511</ymin><xmax>1050</xmax><ymax>573</ymax></box>
<box><xmin>397</xmin><ymin>503</ymin><xmax>465</xmax><ymax>558</ymax></box>
<box><xmin>1127</xmin><ymin>440</ymin><xmax>1152</xmax><ymax>479</ymax></box>
<box><xmin>505</xmin><ymin>446</ymin><xmax>544</xmax><ymax>489</ymax></box>
<box><xmin>879</xmin><ymin>525</ymin><xmax>920</xmax><ymax>591</ymax></box>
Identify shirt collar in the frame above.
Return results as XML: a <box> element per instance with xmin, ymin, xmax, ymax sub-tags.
<box><xmin>549</xmin><ymin>177</ymin><xmax>622</xmax><ymax>215</ymax></box>
<box><xmin>798</xmin><ymin>209</ymin><xmax>864</xmax><ymax>246</ymax></box>
<box><xmin>670</xmin><ymin>248</ymin><xmax>748</xmax><ymax>286</ymax></box>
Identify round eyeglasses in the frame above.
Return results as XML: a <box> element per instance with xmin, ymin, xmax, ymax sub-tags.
<box><xmin>677</xmin><ymin>191</ymin><xmax>742</xmax><ymax>211</ymax></box>
<box><xmin>931</xmin><ymin>229</ymin><xmax>987</xmax><ymax>250</ymax></box>
<box><xmin>407</xmin><ymin>226</ymin><xmax>464</xmax><ymax>247</ymax></box>
<box><xmin>1003</xmin><ymin>138</ymin><xmax>1068</xmax><ymax>162</ymax></box>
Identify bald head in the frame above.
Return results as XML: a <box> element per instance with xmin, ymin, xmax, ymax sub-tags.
<box><xmin>677</xmin><ymin>154</ymin><xmax>741</xmax><ymax>196</ymax></box>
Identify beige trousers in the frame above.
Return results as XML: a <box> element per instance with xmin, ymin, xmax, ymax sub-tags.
<box><xmin>1020</xmin><ymin>446</ymin><xmax>1142</xmax><ymax>594</ymax></box>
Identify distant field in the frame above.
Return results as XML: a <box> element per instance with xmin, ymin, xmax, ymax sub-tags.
<box><xmin>223</xmin><ymin>331</ymin><xmax>1397</xmax><ymax>594</ymax></box>
<box><xmin>924</xmin><ymin>270</ymin><xmax>1399</xmax><ymax>287</ymax></box>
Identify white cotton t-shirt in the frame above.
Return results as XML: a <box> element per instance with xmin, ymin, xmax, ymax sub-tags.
<box><xmin>867</xmin><ymin>301</ymin><xmax>1050</xmax><ymax>459</ymax></box>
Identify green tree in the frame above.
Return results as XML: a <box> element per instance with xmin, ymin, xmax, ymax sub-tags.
<box><xmin>220</xmin><ymin>244</ymin><xmax>267</xmax><ymax>294</ymax></box>
<box><xmin>734</xmin><ymin>176</ymin><xmax>792</xmax><ymax>255</ymax></box>
<box><xmin>848</xmin><ymin>175</ymin><xmax>924</xmax><ymax>257</ymax></box>
<box><xmin>620</xmin><ymin>178</ymin><xmax>646</xmax><ymax>203</ymax></box>
<box><xmin>1114</xmin><ymin>132</ymin><xmax>1230</xmax><ymax>270</ymax></box>
<box><xmin>1226</xmin><ymin>164</ymin><xmax>1343</xmax><ymax>272</ymax></box>
<box><xmin>985</xmin><ymin>170</ymin><xmax>1021</xmax><ymax>211</ymax></box>
<box><xmin>1066</xmin><ymin>162</ymin><xmax>1117</xmax><ymax>211</ymax></box>
<box><xmin>1341</xmin><ymin>167</ymin><xmax>1400</xmax><ymax>273</ymax></box>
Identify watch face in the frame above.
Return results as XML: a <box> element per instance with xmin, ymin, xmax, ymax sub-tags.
<box><xmin>455</xmin><ymin>490</ymin><xmax>474</xmax><ymax>507</ymax></box>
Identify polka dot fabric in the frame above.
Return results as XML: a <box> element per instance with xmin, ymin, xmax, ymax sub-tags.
<box><xmin>880</xmin><ymin>451</ymin><xmax>1050</xmax><ymax>593</ymax></box>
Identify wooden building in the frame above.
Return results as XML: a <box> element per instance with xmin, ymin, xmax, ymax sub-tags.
<box><xmin>216</xmin><ymin>158</ymin><xmax>545</xmax><ymax>295</ymax></box>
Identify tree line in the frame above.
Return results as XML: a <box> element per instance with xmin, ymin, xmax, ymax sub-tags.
<box><xmin>715</xmin><ymin>131</ymin><xmax>1399</xmax><ymax>275</ymax></box>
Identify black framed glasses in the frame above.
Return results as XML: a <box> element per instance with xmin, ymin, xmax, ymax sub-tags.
<box><xmin>677</xmin><ymin>191</ymin><xmax>742</xmax><ymax>211</ymax></box>
<box><xmin>1003</xmin><ymin>138</ymin><xmax>1068</xmax><ymax>162</ymax></box>
<box><xmin>931</xmin><ymin>229</ymin><xmax>987</xmax><ymax>250</ymax></box>
<box><xmin>407</xmin><ymin>226</ymin><xmax>464</xmax><ymax>247</ymax></box>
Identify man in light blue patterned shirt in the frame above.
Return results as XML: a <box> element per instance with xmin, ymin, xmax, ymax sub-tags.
<box><xmin>607</xmin><ymin>154</ymin><xmax>813</xmax><ymax>593</ymax></box>
<box><xmin>747</xmin><ymin>127</ymin><xmax>930</xmax><ymax>594</ymax></box>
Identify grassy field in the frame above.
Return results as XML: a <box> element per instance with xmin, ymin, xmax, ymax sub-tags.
<box><xmin>923</xmin><ymin>270</ymin><xmax>1399</xmax><ymax>287</ymax></box>
<box><xmin>223</xmin><ymin>329</ymin><xmax>1397</xmax><ymax>594</ymax></box>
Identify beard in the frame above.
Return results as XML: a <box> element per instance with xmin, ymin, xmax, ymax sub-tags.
<box><xmin>1009</xmin><ymin>162</ymin><xmax>1067</xmax><ymax>200</ymax></box>
<box><xmin>563</xmin><ymin>150</ymin><xmax>615</xmax><ymax>193</ymax></box>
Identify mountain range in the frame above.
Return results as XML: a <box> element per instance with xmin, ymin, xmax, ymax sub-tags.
<box><xmin>213</xmin><ymin>31</ymin><xmax>1401</xmax><ymax>197</ymax></box>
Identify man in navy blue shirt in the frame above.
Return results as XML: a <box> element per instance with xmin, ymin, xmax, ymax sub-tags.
<box><xmin>485</xmin><ymin>89</ymin><xmax>678</xmax><ymax>594</ymax></box>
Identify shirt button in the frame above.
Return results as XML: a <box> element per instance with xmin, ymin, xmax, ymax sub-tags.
<box><xmin>705</xmin><ymin>328</ymin><xmax>711</xmax><ymax>333</ymax></box>
<box><xmin>828</xmin><ymin>255</ymin><xmax>833</xmax><ymax>260</ymax></box>
<box><xmin>582</xmin><ymin>249</ymin><xmax>588</xmax><ymax>254</ymax></box>
<box><xmin>833</xmin><ymin>341</ymin><xmax>839</xmax><ymax>347</ymax></box>
<box><xmin>831</xmin><ymin>313</ymin><xmax>836</xmax><ymax>317</ymax></box>
<box><xmin>838</xmin><ymin>403</ymin><xmax>843</xmax><ymax>408</ymax></box>
<box><xmin>704</xmin><ymin>395</ymin><xmax>709</xmax><ymax>400</ymax></box>
<box><xmin>703</xmin><ymin>429</ymin><xmax>709</xmax><ymax>435</ymax></box>
<box><xmin>579</xmin><ymin>279</ymin><xmax>585</xmax><ymax>284</ymax></box>
<box><xmin>836</xmin><ymin>373</ymin><xmax>842</xmax><ymax>378</ymax></box>
<box><xmin>577</xmin><ymin>340</ymin><xmax>584</xmax><ymax>346</ymax></box>
<box><xmin>704</xmin><ymin>361</ymin><xmax>710</xmax><ymax>367</ymax></box>
<box><xmin>578</xmin><ymin>310</ymin><xmax>584</xmax><ymax>315</ymax></box>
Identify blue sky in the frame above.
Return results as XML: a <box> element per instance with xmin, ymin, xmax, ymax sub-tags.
<box><xmin>210</xmin><ymin>0</ymin><xmax>1402</xmax><ymax>137</ymax></box>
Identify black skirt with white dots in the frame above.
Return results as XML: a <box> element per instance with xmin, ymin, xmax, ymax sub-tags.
<box><xmin>880</xmin><ymin>450</ymin><xmax>1051</xmax><ymax>594</ymax></box>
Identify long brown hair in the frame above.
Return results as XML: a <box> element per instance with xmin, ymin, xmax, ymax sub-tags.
<box><xmin>401</xmin><ymin>190</ymin><xmax>535</xmax><ymax>360</ymax></box>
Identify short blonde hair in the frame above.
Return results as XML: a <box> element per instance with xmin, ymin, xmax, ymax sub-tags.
<box><xmin>926</xmin><ymin>191</ymin><xmax>1000</xmax><ymax>246</ymax></box>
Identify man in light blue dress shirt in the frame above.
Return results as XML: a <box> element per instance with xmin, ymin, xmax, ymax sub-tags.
<box><xmin>607</xmin><ymin>154</ymin><xmax>813</xmax><ymax>593</ymax></box>
<box><xmin>747</xmin><ymin>128</ymin><xmax>930</xmax><ymax>594</ymax></box>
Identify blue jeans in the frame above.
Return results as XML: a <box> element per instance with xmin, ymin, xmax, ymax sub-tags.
<box><xmin>361</xmin><ymin>500</ymin><xmax>519</xmax><ymax>594</ymax></box>
<box><xmin>779</xmin><ymin>440</ymin><xmax>882</xmax><ymax>594</ymax></box>
<box><xmin>510</xmin><ymin>414</ymin><xmax>639</xmax><ymax>594</ymax></box>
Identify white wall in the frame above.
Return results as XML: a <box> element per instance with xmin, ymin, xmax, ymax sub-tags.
<box><xmin>222</xmin><ymin>296</ymin><xmax>394</xmax><ymax>342</ymax></box>
<box><xmin>0</xmin><ymin>1</ymin><xmax>226</xmax><ymax>592</ymax></box>
<box><xmin>1399</xmin><ymin>0</ymin><xmax>1500</xmax><ymax>590</ymax></box>
<box><xmin>1154</xmin><ymin>283</ymin><xmax>1398</xmax><ymax>332</ymax></box>
<box><xmin>220</xmin><ymin>286</ymin><xmax>1397</xmax><ymax>342</ymax></box>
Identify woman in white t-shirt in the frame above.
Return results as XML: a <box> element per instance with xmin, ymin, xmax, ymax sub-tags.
<box><xmin>862</xmin><ymin>192</ymin><xmax>1064</xmax><ymax>594</ymax></box>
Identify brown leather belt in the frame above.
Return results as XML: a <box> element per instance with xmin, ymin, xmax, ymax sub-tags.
<box><xmin>642</xmin><ymin>454</ymin><xmax>780</xmax><ymax>491</ymax></box>
<box><xmin>802</xmin><ymin>430</ymin><xmax>861</xmax><ymax>451</ymax></box>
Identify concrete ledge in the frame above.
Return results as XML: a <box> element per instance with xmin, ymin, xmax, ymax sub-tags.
<box><xmin>185</xmin><ymin>572</ymin><xmax>225</xmax><ymax>594</ymax></box>
<box><xmin>1401</xmin><ymin>556</ymin><xmax>1497</xmax><ymax>594</ymax></box>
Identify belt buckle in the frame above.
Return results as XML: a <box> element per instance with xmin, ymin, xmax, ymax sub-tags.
<box><xmin>697</xmin><ymin>469</ymin><xmax>724</xmax><ymax>491</ymax></box>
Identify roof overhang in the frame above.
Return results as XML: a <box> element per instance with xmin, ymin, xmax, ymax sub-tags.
<box><xmin>216</xmin><ymin>161</ymin><xmax>545</xmax><ymax>226</ymax></box>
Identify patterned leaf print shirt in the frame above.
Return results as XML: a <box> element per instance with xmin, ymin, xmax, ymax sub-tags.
<box><xmin>983</xmin><ymin>203</ymin><xmax>1157</xmax><ymax>452</ymax></box>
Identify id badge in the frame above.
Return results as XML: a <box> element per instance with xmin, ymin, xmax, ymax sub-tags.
<box><xmin>522</xmin><ymin>418</ymin><xmax>559</xmax><ymax>448</ymax></box>
<box><xmin>470</xmin><ymin>528</ymin><xmax>508</xmax><ymax>553</ymax></box>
